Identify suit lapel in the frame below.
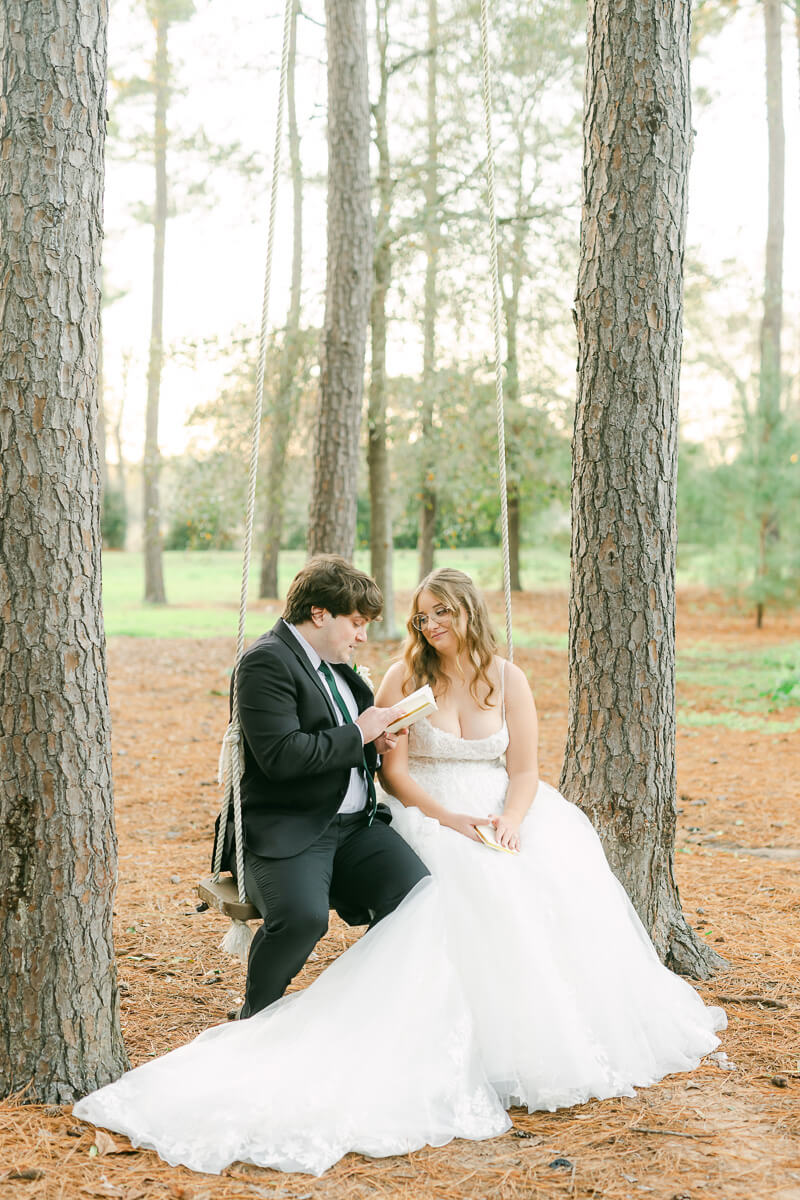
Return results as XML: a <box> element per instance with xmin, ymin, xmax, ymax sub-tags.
<box><xmin>271</xmin><ymin>622</ymin><xmax>380</xmax><ymax>778</ymax></box>
<box><xmin>271</xmin><ymin>619</ymin><xmax>339</xmax><ymax>724</ymax></box>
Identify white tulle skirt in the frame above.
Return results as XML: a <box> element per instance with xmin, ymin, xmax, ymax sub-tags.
<box><xmin>385</xmin><ymin>778</ymin><xmax>726</xmax><ymax>1113</ymax></box>
<box><xmin>74</xmin><ymin>749</ymin><xmax>725</xmax><ymax>1176</ymax></box>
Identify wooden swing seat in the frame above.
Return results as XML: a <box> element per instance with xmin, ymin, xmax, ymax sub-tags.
<box><xmin>196</xmin><ymin>874</ymin><xmax>259</xmax><ymax>922</ymax></box>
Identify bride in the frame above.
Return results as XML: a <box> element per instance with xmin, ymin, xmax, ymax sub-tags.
<box><xmin>74</xmin><ymin>568</ymin><xmax>725</xmax><ymax>1176</ymax></box>
<box><xmin>375</xmin><ymin>568</ymin><xmax>725</xmax><ymax>1111</ymax></box>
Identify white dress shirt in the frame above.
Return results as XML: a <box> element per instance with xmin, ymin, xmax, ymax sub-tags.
<box><xmin>285</xmin><ymin>621</ymin><xmax>367</xmax><ymax>814</ymax></box>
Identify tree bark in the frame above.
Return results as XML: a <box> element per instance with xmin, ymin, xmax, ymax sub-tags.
<box><xmin>367</xmin><ymin>0</ymin><xmax>396</xmax><ymax>636</ymax></box>
<box><xmin>260</xmin><ymin>0</ymin><xmax>302</xmax><ymax>599</ymax></box>
<box><xmin>308</xmin><ymin>0</ymin><xmax>373</xmax><ymax>559</ymax></box>
<box><xmin>0</xmin><ymin>0</ymin><xmax>128</xmax><ymax>1101</ymax></box>
<box><xmin>417</xmin><ymin>0</ymin><xmax>439</xmax><ymax>582</ymax></box>
<box><xmin>143</xmin><ymin>3</ymin><xmax>168</xmax><ymax>603</ymax></box>
<box><xmin>561</xmin><ymin>0</ymin><xmax>725</xmax><ymax>978</ymax></box>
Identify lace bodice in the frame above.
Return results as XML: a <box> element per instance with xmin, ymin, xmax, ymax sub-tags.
<box><xmin>408</xmin><ymin>717</ymin><xmax>509</xmax><ymax>763</ymax></box>
<box><xmin>399</xmin><ymin>716</ymin><xmax>510</xmax><ymax>822</ymax></box>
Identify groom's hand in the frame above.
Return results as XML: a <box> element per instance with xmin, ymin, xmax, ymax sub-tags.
<box><xmin>356</xmin><ymin>703</ymin><xmax>407</xmax><ymax>744</ymax></box>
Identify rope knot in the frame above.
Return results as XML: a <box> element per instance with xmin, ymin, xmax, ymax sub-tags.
<box><xmin>218</xmin><ymin>720</ymin><xmax>245</xmax><ymax>788</ymax></box>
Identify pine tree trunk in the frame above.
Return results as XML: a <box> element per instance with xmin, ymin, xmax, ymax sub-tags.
<box><xmin>116</xmin><ymin>357</ymin><xmax>128</xmax><ymax>523</ymax></box>
<box><xmin>754</xmin><ymin>0</ymin><xmax>785</xmax><ymax>623</ymax></box>
<box><xmin>501</xmin><ymin>217</ymin><xmax>524</xmax><ymax>594</ymax></box>
<box><xmin>561</xmin><ymin>0</ymin><xmax>725</xmax><ymax>979</ymax></box>
<box><xmin>116</xmin><ymin>356</ymin><xmax>129</xmax><ymax>521</ymax></box>
<box><xmin>143</xmin><ymin>5</ymin><xmax>168</xmax><ymax>604</ymax></box>
<box><xmin>0</xmin><ymin>0</ymin><xmax>128</xmax><ymax>1101</ymax></box>
<box><xmin>260</xmin><ymin>0</ymin><xmax>302</xmax><ymax>600</ymax></box>
<box><xmin>417</xmin><ymin>0</ymin><xmax>439</xmax><ymax>583</ymax></box>
<box><xmin>367</xmin><ymin>0</ymin><xmax>396</xmax><ymax>637</ymax></box>
<box><xmin>308</xmin><ymin>0</ymin><xmax>373</xmax><ymax>559</ymax></box>
<box><xmin>97</xmin><ymin>384</ymin><xmax>108</xmax><ymax>501</ymax></box>
<box><xmin>761</xmin><ymin>0</ymin><xmax>785</xmax><ymax>416</ymax></box>
<box><xmin>508</xmin><ymin>488</ymin><xmax>522</xmax><ymax>592</ymax></box>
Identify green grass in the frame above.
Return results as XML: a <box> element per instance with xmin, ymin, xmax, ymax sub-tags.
<box><xmin>101</xmin><ymin>550</ymin><xmax>799</xmax><ymax>729</ymax></box>
<box><xmin>100</xmin><ymin>547</ymin><xmax>570</xmax><ymax>640</ymax></box>
<box><xmin>676</xmin><ymin>641</ymin><xmax>800</xmax><ymax>731</ymax></box>
<box><xmin>99</xmin><ymin>542</ymin><xmax>739</xmax><ymax>640</ymax></box>
<box><xmin>676</xmin><ymin>709</ymin><xmax>800</xmax><ymax>734</ymax></box>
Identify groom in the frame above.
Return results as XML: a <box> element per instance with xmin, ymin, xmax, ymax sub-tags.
<box><xmin>213</xmin><ymin>554</ymin><xmax>428</xmax><ymax>1018</ymax></box>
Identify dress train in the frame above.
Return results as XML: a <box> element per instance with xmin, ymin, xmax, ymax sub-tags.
<box><xmin>73</xmin><ymin>879</ymin><xmax>510</xmax><ymax>1176</ymax></box>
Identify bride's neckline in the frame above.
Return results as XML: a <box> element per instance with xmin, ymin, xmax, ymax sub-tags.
<box><xmin>420</xmin><ymin>715</ymin><xmax>506</xmax><ymax>743</ymax></box>
<box><xmin>419</xmin><ymin>659</ymin><xmax>507</xmax><ymax>743</ymax></box>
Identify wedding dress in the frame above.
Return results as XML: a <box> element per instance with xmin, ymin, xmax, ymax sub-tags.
<box><xmin>385</xmin><ymin>713</ymin><xmax>726</xmax><ymax>1113</ymax></box>
<box><xmin>74</xmin><ymin>700</ymin><xmax>725</xmax><ymax>1176</ymax></box>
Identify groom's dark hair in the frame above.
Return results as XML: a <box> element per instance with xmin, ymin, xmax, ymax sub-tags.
<box><xmin>283</xmin><ymin>555</ymin><xmax>383</xmax><ymax>625</ymax></box>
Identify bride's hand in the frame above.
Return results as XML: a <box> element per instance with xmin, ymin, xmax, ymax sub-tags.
<box><xmin>443</xmin><ymin>813</ymin><xmax>483</xmax><ymax>842</ymax></box>
<box><xmin>489</xmin><ymin>813</ymin><xmax>522</xmax><ymax>853</ymax></box>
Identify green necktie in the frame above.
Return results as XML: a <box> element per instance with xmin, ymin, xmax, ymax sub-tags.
<box><xmin>318</xmin><ymin>661</ymin><xmax>377</xmax><ymax>822</ymax></box>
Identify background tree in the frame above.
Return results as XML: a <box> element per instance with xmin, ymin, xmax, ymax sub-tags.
<box><xmin>259</xmin><ymin>0</ymin><xmax>304</xmax><ymax>599</ymax></box>
<box><xmin>753</xmin><ymin>0</ymin><xmax>786</xmax><ymax>626</ymax></box>
<box><xmin>308</xmin><ymin>0</ymin><xmax>374</xmax><ymax>557</ymax></box>
<box><xmin>417</xmin><ymin>0</ymin><xmax>441</xmax><ymax>581</ymax></box>
<box><xmin>368</xmin><ymin>0</ymin><xmax>397</xmax><ymax>635</ymax></box>
<box><xmin>0</xmin><ymin>0</ymin><xmax>128</xmax><ymax>1099</ymax></box>
<box><xmin>142</xmin><ymin>0</ymin><xmax>196</xmax><ymax>603</ymax></box>
<box><xmin>490</xmin><ymin>0</ymin><xmax>583</xmax><ymax>589</ymax></box>
<box><xmin>99</xmin><ymin>279</ymin><xmax>130</xmax><ymax>549</ymax></box>
<box><xmin>112</xmin><ymin>0</ymin><xmax>259</xmax><ymax>597</ymax></box>
<box><xmin>679</xmin><ymin>253</ymin><xmax>800</xmax><ymax>610</ymax></box>
<box><xmin>98</xmin><ymin>270</ymin><xmax>109</xmax><ymax>505</ymax></box>
<box><xmin>560</xmin><ymin>0</ymin><xmax>725</xmax><ymax>977</ymax></box>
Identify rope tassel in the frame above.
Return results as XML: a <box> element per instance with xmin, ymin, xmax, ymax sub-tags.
<box><xmin>221</xmin><ymin>919</ymin><xmax>254</xmax><ymax>964</ymax></box>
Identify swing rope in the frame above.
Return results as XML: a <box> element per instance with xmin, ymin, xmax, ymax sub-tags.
<box><xmin>478</xmin><ymin>0</ymin><xmax>513</xmax><ymax>663</ymax></box>
<box><xmin>213</xmin><ymin>0</ymin><xmax>295</xmax><ymax>915</ymax></box>
<box><xmin>206</xmin><ymin>0</ymin><xmax>513</xmax><ymax>957</ymax></box>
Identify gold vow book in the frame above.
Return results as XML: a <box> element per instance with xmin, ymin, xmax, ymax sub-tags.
<box><xmin>475</xmin><ymin>824</ymin><xmax>520</xmax><ymax>855</ymax></box>
<box><xmin>385</xmin><ymin>684</ymin><xmax>438</xmax><ymax>734</ymax></box>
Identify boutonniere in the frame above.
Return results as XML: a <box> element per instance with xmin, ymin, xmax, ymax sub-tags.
<box><xmin>353</xmin><ymin>663</ymin><xmax>374</xmax><ymax>692</ymax></box>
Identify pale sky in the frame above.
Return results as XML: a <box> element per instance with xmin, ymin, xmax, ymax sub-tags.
<box><xmin>101</xmin><ymin>0</ymin><xmax>800</xmax><ymax>461</ymax></box>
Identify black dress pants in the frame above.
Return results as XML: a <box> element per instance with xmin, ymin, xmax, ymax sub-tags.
<box><xmin>240</xmin><ymin>812</ymin><xmax>429</xmax><ymax>1018</ymax></box>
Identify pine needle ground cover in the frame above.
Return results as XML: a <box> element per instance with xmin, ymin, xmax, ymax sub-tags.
<box><xmin>1</xmin><ymin>591</ymin><xmax>798</xmax><ymax>1200</ymax></box>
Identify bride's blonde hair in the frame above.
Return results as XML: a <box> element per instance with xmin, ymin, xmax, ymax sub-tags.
<box><xmin>402</xmin><ymin>568</ymin><xmax>498</xmax><ymax>708</ymax></box>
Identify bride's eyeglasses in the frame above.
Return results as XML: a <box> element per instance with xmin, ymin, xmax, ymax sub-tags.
<box><xmin>411</xmin><ymin>606</ymin><xmax>453</xmax><ymax>633</ymax></box>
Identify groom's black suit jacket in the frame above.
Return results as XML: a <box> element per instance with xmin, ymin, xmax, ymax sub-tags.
<box><xmin>213</xmin><ymin>619</ymin><xmax>384</xmax><ymax>864</ymax></box>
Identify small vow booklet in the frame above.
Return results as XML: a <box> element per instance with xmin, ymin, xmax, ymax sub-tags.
<box><xmin>475</xmin><ymin>824</ymin><xmax>519</xmax><ymax>855</ymax></box>
<box><xmin>384</xmin><ymin>684</ymin><xmax>438</xmax><ymax>734</ymax></box>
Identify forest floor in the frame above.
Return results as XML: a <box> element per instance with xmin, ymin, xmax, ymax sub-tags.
<box><xmin>1</xmin><ymin>589</ymin><xmax>799</xmax><ymax>1200</ymax></box>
